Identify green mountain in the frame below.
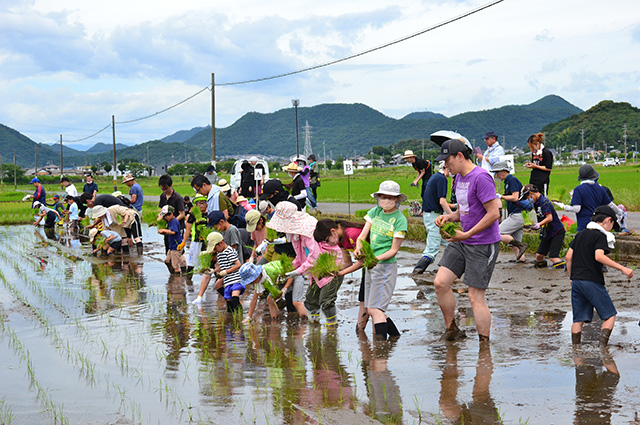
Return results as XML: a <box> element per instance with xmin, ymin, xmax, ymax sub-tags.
<box><xmin>86</xmin><ymin>142</ymin><xmax>130</xmax><ymax>154</ymax></box>
<box><xmin>541</xmin><ymin>100</ymin><xmax>640</xmax><ymax>152</ymax></box>
<box><xmin>183</xmin><ymin>95</ymin><xmax>582</xmax><ymax>156</ymax></box>
<box><xmin>402</xmin><ymin>111</ymin><xmax>447</xmax><ymax>120</ymax></box>
<box><xmin>161</xmin><ymin>127</ymin><xmax>207</xmax><ymax>144</ymax></box>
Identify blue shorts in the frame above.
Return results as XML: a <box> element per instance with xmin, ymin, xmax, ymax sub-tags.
<box><xmin>571</xmin><ymin>279</ymin><xmax>617</xmax><ymax>323</ymax></box>
<box><xmin>224</xmin><ymin>282</ymin><xmax>245</xmax><ymax>300</ymax></box>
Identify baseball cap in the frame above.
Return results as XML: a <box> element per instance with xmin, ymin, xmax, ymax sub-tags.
<box><xmin>205</xmin><ymin>232</ymin><xmax>224</xmax><ymax>254</ymax></box>
<box><xmin>30</xmin><ymin>177</ymin><xmax>40</xmax><ymax>184</ymax></box>
<box><xmin>260</xmin><ymin>179</ymin><xmax>284</xmax><ymax>200</ymax></box>
<box><xmin>208</xmin><ymin>210</ymin><xmax>225</xmax><ymax>226</ymax></box>
<box><xmin>593</xmin><ymin>205</ymin><xmax>620</xmax><ymax>231</ymax></box>
<box><xmin>157</xmin><ymin>205</ymin><xmax>175</xmax><ymax>220</ymax></box>
<box><xmin>244</xmin><ymin>209</ymin><xmax>261</xmax><ymax>232</ymax></box>
<box><xmin>483</xmin><ymin>131</ymin><xmax>498</xmax><ymax>139</ymax></box>
<box><xmin>435</xmin><ymin>139</ymin><xmax>469</xmax><ymax>162</ymax></box>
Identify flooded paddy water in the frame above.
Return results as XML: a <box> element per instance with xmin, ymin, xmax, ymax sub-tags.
<box><xmin>0</xmin><ymin>224</ymin><xmax>639</xmax><ymax>425</ymax></box>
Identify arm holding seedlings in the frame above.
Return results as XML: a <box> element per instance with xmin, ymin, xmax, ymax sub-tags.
<box><xmin>435</xmin><ymin>208</ymin><xmax>460</xmax><ymax>227</ymax></box>
<box><xmin>444</xmin><ymin>198</ymin><xmax>500</xmax><ymax>242</ymax></box>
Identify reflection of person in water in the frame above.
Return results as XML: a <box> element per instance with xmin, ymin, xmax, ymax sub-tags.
<box><xmin>164</xmin><ymin>275</ymin><xmax>190</xmax><ymax>371</ymax></box>
<box><xmin>357</xmin><ymin>333</ymin><xmax>403</xmax><ymax>423</ymax></box>
<box><xmin>573</xmin><ymin>350</ymin><xmax>620</xmax><ymax>425</ymax></box>
<box><xmin>438</xmin><ymin>342</ymin><xmax>500</xmax><ymax>424</ymax></box>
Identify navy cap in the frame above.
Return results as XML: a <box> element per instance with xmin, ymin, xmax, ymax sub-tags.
<box><xmin>435</xmin><ymin>139</ymin><xmax>468</xmax><ymax>162</ymax></box>
<box><xmin>483</xmin><ymin>131</ymin><xmax>498</xmax><ymax>140</ymax></box>
<box><xmin>208</xmin><ymin>210</ymin><xmax>225</xmax><ymax>226</ymax></box>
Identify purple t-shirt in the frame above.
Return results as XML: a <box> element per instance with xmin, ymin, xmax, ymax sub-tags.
<box><xmin>454</xmin><ymin>166</ymin><xmax>500</xmax><ymax>245</ymax></box>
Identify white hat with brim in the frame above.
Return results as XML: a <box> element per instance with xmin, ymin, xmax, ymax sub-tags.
<box><xmin>266</xmin><ymin>201</ymin><xmax>317</xmax><ymax>239</ymax></box>
<box><xmin>370</xmin><ymin>180</ymin><xmax>407</xmax><ymax>203</ymax></box>
<box><xmin>92</xmin><ymin>205</ymin><xmax>108</xmax><ymax>218</ymax></box>
<box><xmin>402</xmin><ymin>150</ymin><xmax>417</xmax><ymax>159</ymax></box>
<box><xmin>282</xmin><ymin>162</ymin><xmax>301</xmax><ymax>173</ymax></box>
<box><xmin>89</xmin><ymin>228</ymin><xmax>99</xmax><ymax>243</ymax></box>
<box><xmin>244</xmin><ymin>209</ymin><xmax>261</xmax><ymax>232</ymax></box>
<box><xmin>205</xmin><ymin>231</ymin><xmax>224</xmax><ymax>254</ymax></box>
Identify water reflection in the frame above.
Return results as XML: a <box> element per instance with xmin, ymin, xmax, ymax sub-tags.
<box><xmin>163</xmin><ymin>274</ymin><xmax>191</xmax><ymax>373</ymax></box>
<box><xmin>573</xmin><ymin>348</ymin><xmax>620</xmax><ymax>425</ymax></box>
<box><xmin>83</xmin><ymin>260</ymin><xmax>147</xmax><ymax>314</ymax></box>
<box><xmin>358</xmin><ymin>331</ymin><xmax>403</xmax><ymax>424</ymax></box>
<box><xmin>438</xmin><ymin>343</ymin><xmax>499</xmax><ymax>425</ymax></box>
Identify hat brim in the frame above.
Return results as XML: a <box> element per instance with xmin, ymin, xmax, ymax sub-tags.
<box><xmin>402</xmin><ymin>154</ymin><xmax>416</xmax><ymax>159</ymax></box>
<box><xmin>246</xmin><ymin>221</ymin><xmax>258</xmax><ymax>233</ymax></box>
<box><xmin>370</xmin><ymin>191</ymin><xmax>408</xmax><ymax>203</ymax></box>
<box><xmin>267</xmin><ymin>211</ymin><xmax>317</xmax><ymax>238</ymax></box>
<box><xmin>434</xmin><ymin>152</ymin><xmax>452</xmax><ymax>162</ymax></box>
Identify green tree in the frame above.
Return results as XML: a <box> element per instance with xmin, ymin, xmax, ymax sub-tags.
<box><xmin>90</xmin><ymin>165</ymin><xmax>98</xmax><ymax>173</ymax></box>
<box><xmin>103</xmin><ymin>164</ymin><xmax>112</xmax><ymax>173</ymax></box>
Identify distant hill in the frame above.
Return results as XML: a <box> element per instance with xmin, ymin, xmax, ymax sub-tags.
<box><xmin>183</xmin><ymin>95</ymin><xmax>582</xmax><ymax>156</ymax></box>
<box><xmin>161</xmin><ymin>127</ymin><xmax>207</xmax><ymax>144</ymax></box>
<box><xmin>0</xmin><ymin>95</ymin><xmax>585</xmax><ymax>167</ymax></box>
<box><xmin>541</xmin><ymin>100</ymin><xmax>640</xmax><ymax>151</ymax></box>
<box><xmin>402</xmin><ymin>111</ymin><xmax>447</xmax><ymax>120</ymax></box>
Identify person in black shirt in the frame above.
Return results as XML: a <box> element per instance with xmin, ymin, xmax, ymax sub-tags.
<box><xmin>83</xmin><ymin>174</ymin><xmax>98</xmax><ymax>198</ymax></box>
<box><xmin>525</xmin><ymin>133</ymin><xmax>553</xmax><ymax>196</ymax></box>
<box><xmin>403</xmin><ymin>150</ymin><xmax>432</xmax><ymax>198</ymax></box>
<box><xmin>566</xmin><ymin>205</ymin><xmax>633</xmax><ymax>348</ymax></box>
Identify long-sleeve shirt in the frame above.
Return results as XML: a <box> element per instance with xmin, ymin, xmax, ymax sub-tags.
<box><xmin>289</xmin><ymin>233</ymin><xmax>321</xmax><ymax>276</ymax></box>
<box><xmin>312</xmin><ymin>242</ymin><xmax>343</xmax><ymax>288</ymax></box>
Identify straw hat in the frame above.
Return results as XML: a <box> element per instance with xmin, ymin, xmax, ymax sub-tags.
<box><xmin>402</xmin><ymin>150</ymin><xmax>417</xmax><ymax>159</ymax></box>
<box><xmin>282</xmin><ymin>162</ymin><xmax>302</xmax><ymax>173</ymax></box>
<box><xmin>218</xmin><ymin>178</ymin><xmax>231</xmax><ymax>192</ymax></box>
<box><xmin>122</xmin><ymin>174</ymin><xmax>135</xmax><ymax>184</ymax></box>
<box><xmin>267</xmin><ymin>201</ymin><xmax>317</xmax><ymax>238</ymax></box>
<box><xmin>244</xmin><ymin>209</ymin><xmax>261</xmax><ymax>232</ymax></box>
<box><xmin>370</xmin><ymin>181</ymin><xmax>407</xmax><ymax>203</ymax></box>
<box><xmin>236</xmin><ymin>195</ymin><xmax>248</xmax><ymax>203</ymax></box>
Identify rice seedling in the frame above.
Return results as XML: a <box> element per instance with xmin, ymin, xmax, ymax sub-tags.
<box><xmin>355</xmin><ymin>240</ymin><xmax>378</xmax><ymax>269</ymax></box>
<box><xmin>273</xmin><ymin>253</ymin><xmax>294</xmax><ymax>275</ymax></box>
<box><xmin>197</xmin><ymin>252</ymin><xmax>214</xmax><ymax>273</ymax></box>
<box><xmin>266</xmin><ymin>227</ymin><xmax>278</xmax><ymax>241</ymax></box>
<box><xmin>197</xmin><ymin>224</ymin><xmax>212</xmax><ymax>241</ymax></box>
<box><xmin>307</xmin><ymin>252</ymin><xmax>340</xmax><ymax>279</ymax></box>
<box><xmin>439</xmin><ymin>222</ymin><xmax>461</xmax><ymax>239</ymax></box>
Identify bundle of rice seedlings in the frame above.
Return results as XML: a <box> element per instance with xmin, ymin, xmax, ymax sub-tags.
<box><xmin>266</xmin><ymin>227</ymin><xmax>278</xmax><ymax>242</ymax></box>
<box><xmin>197</xmin><ymin>224</ymin><xmax>212</xmax><ymax>241</ymax></box>
<box><xmin>273</xmin><ymin>253</ymin><xmax>294</xmax><ymax>275</ymax></box>
<box><xmin>197</xmin><ymin>252</ymin><xmax>215</xmax><ymax>273</ymax></box>
<box><xmin>522</xmin><ymin>210</ymin><xmax>534</xmax><ymax>226</ymax></box>
<box><xmin>440</xmin><ymin>222</ymin><xmax>461</xmax><ymax>239</ymax></box>
<box><xmin>142</xmin><ymin>210</ymin><xmax>159</xmax><ymax>226</ymax></box>
<box><xmin>307</xmin><ymin>252</ymin><xmax>340</xmax><ymax>279</ymax></box>
<box><xmin>191</xmin><ymin>205</ymin><xmax>203</xmax><ymax>221</ymax></box>
<box><xmin>94</xmin><ymin>236</ymin><xmax>108</xmax><ymax>251</ymax></box>
<box><xmin>156</xmin><ymin>219</ymin><xmax>167</xmax><ymax>230</ymax></box>
<box><xmin>355</xmin><ymin>240</ymin><xmax>378</xmax><ymax>269</ymax></box>
<box><xmin>80</xmin><ymin>216</ymin><xmax>91</xmax><ymax>229</ymax></box>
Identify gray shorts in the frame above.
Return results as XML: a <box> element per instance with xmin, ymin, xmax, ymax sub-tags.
<box><xmin>438</xmin><ymin>241</ymin><xmax>500</xmax><ymax>289</ymax></box>
<box><xmin>364</xmin><ymin>262</ymin><xmax>398</xmax><ymax>312</ymax></box>
<box><xmin>291</xmin><ymin>275</ymin><xmax>307</xmax><ymax>303</ymax></box>
<box><xmin>499</xmin><ymin>213</ymin><xmax>524</xmax><ymax>242</ymax></box>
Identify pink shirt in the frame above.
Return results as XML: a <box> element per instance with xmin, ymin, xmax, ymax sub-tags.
<box><xmin>312</xmin><ymin>242</ymin><xmax>343</xmax><ymax>288</ymax></box>
<box><xmin>289</xmin><ymin>233</ymin><xmax>321</xmax><ymax>276</ymax></box>
<box><xmin>252</xmin><ymin>227</ymin><xmax>266</xmax><ymax>247</ymax></box>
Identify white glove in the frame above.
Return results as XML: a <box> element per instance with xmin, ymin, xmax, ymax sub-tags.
<box><xmin>553</xmin><ymin>201</ymin><xmax>565</xmax><ymax>209</ymax></box>
<box><xmin>531</xmin><ymin>223</ymin><xmax>541</xmax><ymax>230</ymax></box>
<box><xmin>496</xmin><ymin>193</ymin><xmax>502</xmax><ymax>199</ymax></box>
<box><xmin>256</xmin><ymin>241</ymin><xmax>269</xmax><ymax>254</ymax></box>
<box><xmin>285</xmin><ymin>270</ymin><xmax>298</xmax><ymax>279</ymax></box>
<box><xmin>272</xmin><ymin>237</ymin><xmax>287</xmax><ymax>245</ymax></box>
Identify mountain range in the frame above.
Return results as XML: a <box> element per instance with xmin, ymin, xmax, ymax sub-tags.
<box><xmin>1</xmin><ymin>95</ymin><xmax>587</xmax><ymax>168</ymax></box>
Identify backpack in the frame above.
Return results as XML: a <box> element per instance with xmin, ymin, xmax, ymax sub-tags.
<box><xmin>228</xmin><ymin>204</ymin><xmax>247</xmax><ymax>229</ymax></box>
<box><xmin>409</xmin><ymin>200</ymin><xmax>422</xmax><ymax>217</ymax></box>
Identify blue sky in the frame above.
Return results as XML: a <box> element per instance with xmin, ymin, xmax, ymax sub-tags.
<box><xmin>1</xmin><ymin>0</ymin><xmax>639</xmax><ymax>149</ymax></box>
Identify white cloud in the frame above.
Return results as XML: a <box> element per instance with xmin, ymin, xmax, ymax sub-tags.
<box><xmin>0</xmin><ymin>0</ymin><xmax>639</xmax><ymax>147</ymax></box>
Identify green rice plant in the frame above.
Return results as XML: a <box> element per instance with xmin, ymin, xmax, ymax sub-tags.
<box><xmin>355</xmin><ymin>240</ymin><xmax>378</xmax><ymax>269</ymax></box>
<box><xmin>522</xmin><ymin>210</ymin><xmax>534</xmax><ymax>226</ymax></box>
<box><xmin>156</xmin><ymin>218</ymin><xmax>167</xmax><ymax>230</ymax></box>
<box><xmin>141</xmin><ymin>209</ymin><xmax>159</xmax><ymax>226</ymax></box>
<box><xmin>266</xmin><ymin>227</ymin><xmax>278</xmax><ymax>241</ymax></box>
<box><xmin>307</xmin><ymin>252</ymin><xmax>340</xmax><ymax>279</ymax></box>
<box><xmin>197</xmin><ymin>252</ymin><xmax>214</xmax><ymax>273</ymax></box>
<box><xmin>94</xmin><ymin>236</ymin><xmax>108</xmax><ymax>251</ymax></box>
<box><xmin>439</xmin><ymin>221</ymin><xmax>461</xmax><ymax>239</ymax></box>
<box><xmin>273</xmin><ymin>253</ymin><xmax>294</xmax><ymax>275</ymax></box>
<box><xmin>197</xmin><ymin>224</ymin><xmax>212</xmax><ymax>241</ymax></box>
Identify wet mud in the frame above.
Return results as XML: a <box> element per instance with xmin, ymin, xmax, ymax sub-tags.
<box><xmin>0</xmin><ymin>225</ymin><xmax>639</xmax><ymax>424</ymax></box>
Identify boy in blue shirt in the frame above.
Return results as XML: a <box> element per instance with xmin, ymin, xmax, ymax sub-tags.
<box><xmin>522</xmin><ymin>184</ymin><xmax>566</xmax><ymax>269</ymax></box>
<box><xmin>158</xmin><ymin>205</ymin><xmax>187</xmax><ymax>274</ymax></box>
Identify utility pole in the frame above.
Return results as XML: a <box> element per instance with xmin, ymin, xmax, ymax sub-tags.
<box><xmin>580</xmin><ymin>129</ymin><xmax>585</xmax><ymax>163</ymax></box>
<box><xmin>0</xmin><ymin>153</ymin><xmax>3</xmax><ymax>186</ymax></box>
<box><xmin>323</xmin><ymin>140</ymin><xmax>326</xmax><ymax>175</ymax></box>
<box><xmin>147</xmin><ymin>145</ymin><xmax>150</xmax><ymax>176</ymax></box>
<box><xmin>421</xmin><ymin>139</ymin><xmax>424</xmax><ymax>158</ymax></box>
<box><xmin>112</xmin><ymin>115</ymin><xmax>117</xmax><ymax>191</ymax></box>
<box><xmin>623</xmin><ymin>123</ymin><xmax>628</xmax><ymax>163</ymax></box>
<box><xmin>13</xmin><ymin>151</ymin><xmax>17</xmax><ymax>190</ymax></box>
<box><xmin>292</xmin><ymin>99</ymin><xmax>300</xmax><ymax>159</ymax></box>
<box><xmin>211</xmin><ymin>72</ymin><xmax>216</xmax><ymax>165</ymax></box>
<box><xmin>59</xmin><ymin>134</ymin><xmax>63</xmax><ymax>178</ymax></box>
<box><xmin>34</xmin><ymin>143</ymin><xmax>38</xmax><ymax>175</ymax></box>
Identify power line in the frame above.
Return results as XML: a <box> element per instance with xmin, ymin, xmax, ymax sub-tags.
<box><xmin>115</xmin><ymin>86</ymin><xmax>211</xmax><ymax>124</ymax></box>
<box><xmin>215</xmin><ymin>0</ymin><xmax>505</xmax><ymax>87</ymax></box>
<box><xmin>63</xmin><ymin>123</ymin><xmax>112</xmax><ymax>143</ymax></box>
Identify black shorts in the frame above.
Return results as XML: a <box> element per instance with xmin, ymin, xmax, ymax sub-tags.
<box><xmin>537</xmin><ymin>230</ymin><xmax>565</xmax><ymax>258</ymax></box>
<box><xmin>109</xmin><ymin>240</ymin><xmax>122</xmax><ymax>251</ymax></box>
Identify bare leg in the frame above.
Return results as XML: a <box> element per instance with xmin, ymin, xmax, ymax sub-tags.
<box><xmin>356</xmin><ymin>302</ymin><xmax>370</xmax><ymax>331</ymax></box>
<box><xmin>468</xmin><ymin>287</ymin><xmax>491</xmax><ymax>338</ymax></box>
<box><xmin>197</xmin><ymin>274</ymin><xmax>212</xmax><ymax>298</ymax></box>
<box><xmin>434</xmin><ymin>266</ymin><xmax>458</xmax><ymax>329</ymax></box>
<box><xmin>293</xmin><ymin>301</ymin><xmax>307</xmax><ymax>318</ymax></box>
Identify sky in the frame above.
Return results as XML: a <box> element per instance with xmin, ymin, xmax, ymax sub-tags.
<box><xmin>1</xmin><ymin>0</ymin><xmax>639</xmax><ymax>150</ymax></box>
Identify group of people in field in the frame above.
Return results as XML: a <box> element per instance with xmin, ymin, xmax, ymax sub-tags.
<box><xmin>29</xmin><ymin>134</ymin><xmax>634</xmax><ymax>347</ymax></box>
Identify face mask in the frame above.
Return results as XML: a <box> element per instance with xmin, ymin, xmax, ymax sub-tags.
<box><xmin>379</xmin><ymin>198</ymin><xmax>397</xmax><ymax>211</ymax></box>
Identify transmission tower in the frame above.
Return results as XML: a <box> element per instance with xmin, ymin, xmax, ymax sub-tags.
<box><xmin>303</xmin><ymin>121</ymin><xmax>313</xmax><ymax>158</ymax></box>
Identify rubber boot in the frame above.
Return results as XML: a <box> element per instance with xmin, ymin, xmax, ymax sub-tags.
<box><xmin>231</xmin><ymin>296</ymin><xmax>242</xmax><ymax>313</ymax></box>
<box><xmin>413</xmin><ymin>256</ymin><xmax>432</xmax><ymax>274</ymax></box>
<box><xmin>136</xmin><ymin>243</ymin><xmax>143</xmax><ymax>255</ymax></box>
<box><xmin>386</xmin><ymin>317</ymin><xmax>401</xmax><ymax>337</ymax></box>
<box><xmin>374</xmin><ymin>322</ymin><xmax>388</xmax><ymax>341</ymax></box>
<box><xmin>180</xmin><ymin>266</ymin><xmax>188</xmax><ymax>275</ymax></box>
<box><xmin>216</xmin><ymin>287</ymin><xmax>225</xmax><ymax>297</ymax></box>
<box><xmin>122</xmin><ymin>245</ymin><xmax>130</xmax><ymax>254</ymax></box>
<box><xmin>600</xmin><ymin>328</ymin><xmax>612</xmax><ymax>347</ymax></box>
<box><xmin>226</xmin><ymin>300</ymin><xmax>233</xmax><ymax>313</ymax></box>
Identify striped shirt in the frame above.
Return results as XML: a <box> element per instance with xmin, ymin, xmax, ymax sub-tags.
<box><xmin>217</xmin><ymin>246</ymin><xmax>241</xmax><ymax>286</ymax></box>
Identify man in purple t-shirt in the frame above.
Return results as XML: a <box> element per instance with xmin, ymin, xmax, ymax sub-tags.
<box><xmin>433</xmin><ymin>138</ymin><xmax>501</xmax><ymax>342</ymax></box>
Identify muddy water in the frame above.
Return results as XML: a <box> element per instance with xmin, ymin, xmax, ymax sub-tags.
<box><xmin>0</xmin><ymin>225</ymin><xmax>639</xmax><ymax>425</ymax></box>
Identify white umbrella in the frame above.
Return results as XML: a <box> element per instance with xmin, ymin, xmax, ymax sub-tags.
<box><xmin>430</xmin><ymin>130</ymin><xmax>473</xmax><ymax>151</ymax></box>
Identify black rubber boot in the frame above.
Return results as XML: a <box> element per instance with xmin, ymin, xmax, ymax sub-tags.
<box><xmin>136</xmin><ymin>243</ymin><xmax>143</xmax><ymax>255</ymax></box>
<box><xmin>572</xmin><ymin>332</ymin><xmax>581</xmax><ymax>347</ymax></box>
<box><xmin>374</xmin><ymin>322</ymin><xmax>388</xmax><ymax>341</ymax></box>
<box><xmin>386</xmin><ymin>317</ymin><xmax>401</xmax><ymax>337</ymax></box>
<box><xmin>413</xmin><ymin>256</ymin><xmax>432</xmax><ymax>274</ymax></box>
<box><xmin>600</xmin><ymin>328</ymin><xmax>612</xmax><ymax>347</ymax></box>
<box><xmin>122</xmin><ymin>245</ymin><xmax>130</xmax><ymax>254</ymax></box>
<box><xmin>231</xmin><ymin>296</ymin><xmax>242</xmax><ymax>313</ymax></box>
<box><xmin>216</xmin><ymin>287</ymin><xmax>225</xmax><ymax>297</ymax></box>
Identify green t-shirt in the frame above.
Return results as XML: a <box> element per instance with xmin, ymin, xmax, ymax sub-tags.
<box><xmin>219</xmin><ymin>193</ymin><xmax>234</xmax><ymax>218</ymax></box>
<box><xmin>365</xmin><ymin>206</ymin><xmax>407</xmax><ymax>264</ymax></box>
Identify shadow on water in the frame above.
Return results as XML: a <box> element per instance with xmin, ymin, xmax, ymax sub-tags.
<box><xmin>0</xmin><ymin>226</ymin><xmax>639</xmax><ymax>424</ymax></box>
